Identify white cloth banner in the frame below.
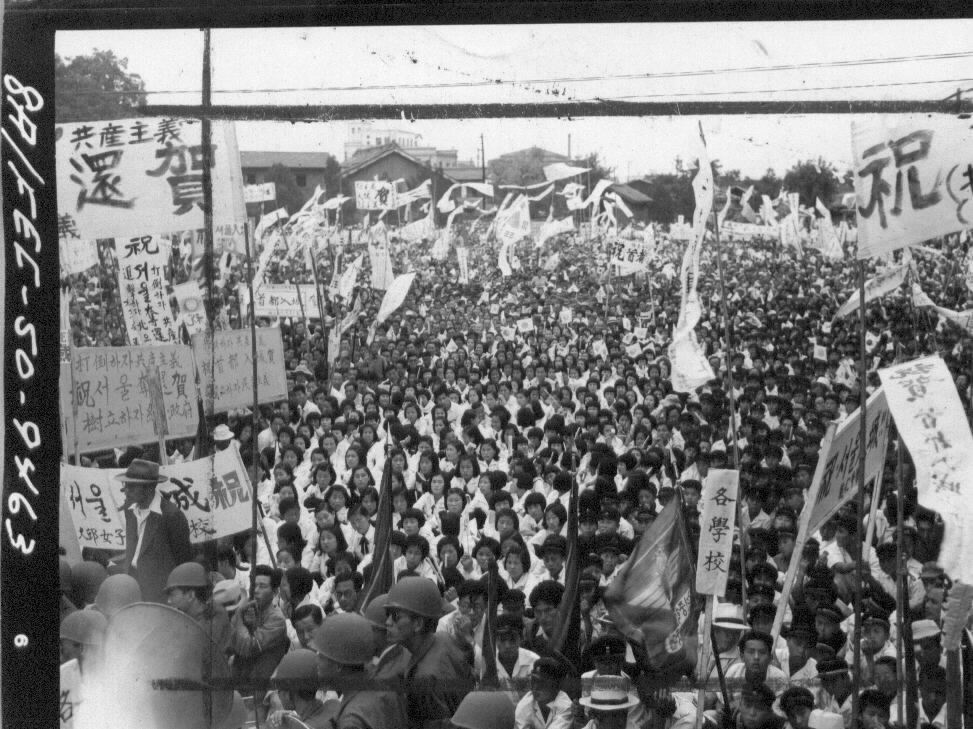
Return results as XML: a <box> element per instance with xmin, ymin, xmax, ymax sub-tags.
<box><xmin>913</xmin><ymin>283</ymin><xmax>973</xmax><ymax>332</ymax></box>
<box><xmin>668</xmin><ymin>330</ymin><xmax>714</xmax><ymax>393</ymax></box>
<box><xmin>853</xmin><ymin>116</ymin><xmax>973</xmax><ymax>260</ymax></box>
<box><xmin>61</xmin><ymin>446</ymin><xmax>254</xmax><ymax>550</ymax></box>
<box><xmin>376</xmin><ymin>272</ymin><xmax>416</xmax><ymax>323</ymax></box>
<box><xmin>456</xmin><ymin>246</ymin><xmax>471</xmax><ymax>284</ymax></box>
<box><xmin>833</xmin><ymin>263</ymin><xmax>909</xmax><ymax>319</ymax></box>
<box><xmin>879</xmin><ymin>356</ymin><xmax>973</xmax><ymax>585</ymax></box>
<box><xmin>60</xmin><ymin>238</ymin><xmax>100</xmax><ymax>276</ymax></box>
<box><xmin>537</xmin><ymin>215</ymin><xmax>575</xmax><ymax>247</ymax></box>
<box><xmin>562</xmin><ymin>182</ymin><xmax>586</xmax><ymax>211</ymax></box>
<box><xmin>255</xmin><ymin>208</ymin><xmax>289</xmax><ymax>241</ymax></box>
<box><xmin>813</xmin><ymin>198</ymin><xmax>844</xmax><ymax>260</ymax></box>
<box><xmin>243</xmin><ymin>182</ymin><xmax>276</xmax><ymax>204</ymax></box>
<box><xmin>696</xmin><ymin>470</ymin><xmax>739</xmax><ymax>596</ymax></box>
<box><xmin>244</xmin><ymin>283</ymin><xmax>323</xmax><ymax>320</ymax></box>
<box><xmin>543</xmin><ymin>162</ymin><xmax>590</xmax><ymax>182</ymax></box>
<box><xmin>498</xmin><ymin>241</ymin><xmax>514</xmax><ymax>277</ymax></box>
<box><xmin>368</xmin><ymin>231</ymin><xmax>395</xmax><ymax>291</ymax></box>
<box><xmin>355</xmin><ymin>180</ymin><xmax>398</xmax><ymax>210</ymax></box>
<box><xmin>582</xmin><ymin>179</ymin><xmax>613</xmax><ymax>210</ymax></box>
<box><xmin>497</xmin><ymin>195</ymin><xmax>532</xmax><ymax>245</ymax></box>
<box><xmin>113</xmin><ymin>236</ymin><xmax>179</xmax><ymax>346</ymax></box>
<box><xmin>56</xmin><ymin>118</ymin><xmax>246</xmax><ymax>242</ymax></box>
<box><xmin>806</xmin><ymin>389</ymin><xmax>892</xmax><ymax>534</ymax></box>
<box><xmin>337</xmin><ymin>254</ymin><xmax>363</xmax><ymax>300</ymax></box>
<box><xmin>172</xmin><ymin>280</ymin><xmax>207</xmax><ymax>335</ymax></box>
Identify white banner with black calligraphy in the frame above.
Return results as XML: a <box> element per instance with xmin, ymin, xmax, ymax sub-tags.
<box><xmin>696</xmin><ymin>469</ymin><xmax>739</xmax><ymax>596</ymax></box>
<box><xmin>853</xmin><ymin>116</ymin><xmax>973</xmax><ymax>260</ymax></box>
<box><xmin>879</xmin><ymin>355</ymin><xmax>973</xmax><ymax>585</ymax></box>
<box><xmin>114</xmin><ymin>235</ymin><xmax>179</xmax><ymax>345</ymax></box>
<box><xmin>57</xmin><ymin>118</ymin><xmax>246</xmax><ymax>242</ymax></box>
<box><xmin>61</xmin><ymin>446</ymin><xmax>254</xmax><ymax>550</ymax></box>
<box><xmin>192</xmin><ymin>327</ymin><xmax>288</xmax><ymax>414</ymax></box>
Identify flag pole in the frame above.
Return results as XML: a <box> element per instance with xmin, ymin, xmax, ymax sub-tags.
<box><xmin>850</xmin><ymin>259</ymin><xmax>869</xmax><ymax>722</ymax></box>
<box><xmin>897</xmin><ymin>442</ymin><xmax>919</xmax><ymax>729</ymax></box>
<box><xmin>694</xmin><ymin>596</ymin><xmax>714</xmax><ymax>729</ymax></box>
<box><xmin>244</xmin><ymin>198</ymin><xmax>261</xmax><ymax>600</ymax></box>
<box><xmin>893</xmin><ymin>441</ymin><xmax>906</xmax><ymax>728</ymax></box>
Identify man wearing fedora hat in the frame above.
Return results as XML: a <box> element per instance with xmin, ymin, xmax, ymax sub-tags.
<box><xmin>577</xmin><ymin>675</ymin><xmax>645</xmax><ymax>729</ymax></box>
<box><xmin>116</xmin><ymin>459</ymin><xmax>192</xmax><ymax>603</ymax></box>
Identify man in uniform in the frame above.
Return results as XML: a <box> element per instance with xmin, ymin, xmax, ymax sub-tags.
<box><xmin>164</xmin><ymin>561</ymin><xmax>232</xmax><ymax>660</ymax></box>
<box><xmin>312</xmin><ymin>612</ymin><xmax>405</xmax><ymax>729</ymax></box>
<box><xmin>269</xmin><ymin>649</ymin><xmax>334</xmax><ymax>729</ymax></box>
<box><xmin>382</xmin><ymin>576</ymin><xmax>474</xmax><ymax>728</ymax></box>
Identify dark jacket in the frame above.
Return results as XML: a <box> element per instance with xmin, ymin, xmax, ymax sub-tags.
<box><xmin>403</xmin><ymin>633</ymin><xmax>474</xmax><ymax>729</ymax></box>
<box><xmin>124</xmin><ymin>493</ymin><xmax>192</xmax><ymax>603</ymax></box>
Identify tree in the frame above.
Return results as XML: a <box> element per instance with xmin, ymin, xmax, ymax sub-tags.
<box><xmin>783</xmin><ymin>158</ymin><xmax>840</xmax><ymax>208</ymax></box>
<box><xmin>55</xmin><ymin>50</ymin><xmax>147</xmax><ymax>123</ymax></box>
<box><xmin>578</xmin><ymin>152</ymin><xmax>614</xmax><ymax>186</ymax></box>
<box><xmin>487</xmin><ymin>147</ymin><xmax>549</xmax><ymax>187</ymax></box>
<box><xmin>323</xmin><ymin>156</ymin><xmax>343</xmax><ymax>198</ymax></box>
<box><xmin>263</xmin><ymin>164</ymin><xmax>305</xmax><ymax>215</ymax></box>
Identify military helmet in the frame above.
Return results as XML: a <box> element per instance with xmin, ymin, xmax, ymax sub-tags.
<box><xmin>311</xmin><ymin>613</ymin><xmax>375</xmax><ymax>666</ymax></box>
<box><xmin>165</xmin><ymin>562</ymin><xmax>210</xmax><ymax>591</ymax></box>
<box><xmin>60</xmin><ymin>609</ymin><xmax>108</xmax><ymax>646</ymax></box>
<box><xmin>385</xmin><ymin>576</ymin><xmax>446</xmax><ymax>620</ymax></box>
<box><xmin>451</xmin><ymin>692</ymin><xmax>517</xmax><ymax>729</ymax></box>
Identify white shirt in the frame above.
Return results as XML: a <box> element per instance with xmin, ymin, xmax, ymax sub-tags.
<box><xmin>515</xmin><ymin>690</ymin><xmax>574</xmax><ymax>729</ymax></box>
<box><xmin>130</xmin><ymin>490</ymin><xmax>163</xmax><ymax>568</ymax></box>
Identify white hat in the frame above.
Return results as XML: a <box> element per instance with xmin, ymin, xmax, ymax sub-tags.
<box><xmin>808</xmin><ymin>710</ymin><xmax>846</xmax><ymax>729</ymax></box>
<box><xmin>911</xmin><ymin>619</ymin><xmax>941</xmax><ymax>642</ymax></box>
<box><xmin>578</xmin><ymin>675</ymin><xmax>640</xmax><ymax>711</ymax></box>
<box><xmin>213</xmin><ymin>424</ymin><xmax>234</xmax><ymax>442</ymax></box>
<box><xmin>712</xmin><ymin>603</ymin><xmax>748</xmax><ymax>631</ymax></box>
<box><xmin>212</xmin><ymin>579</ymin><xmax>247</xmax><ymax>611</ymax></box>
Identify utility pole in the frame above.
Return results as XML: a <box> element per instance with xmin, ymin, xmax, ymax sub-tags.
<box><xmin>480</xmin><ymin>134</ymin><xmax>486</xmax><ymax>182</ymax></box>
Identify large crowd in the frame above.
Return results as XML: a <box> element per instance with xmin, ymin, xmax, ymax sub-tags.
<box><xmin>59</xmin><ymin>211</ymin><xmax>973</xmax><ymax>729</ymax></box>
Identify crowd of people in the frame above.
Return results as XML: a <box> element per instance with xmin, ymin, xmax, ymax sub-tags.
<box><xmin>59</xmin><ymin>209</ymin><xmax>973</xmax><ymax>729</ymax></box>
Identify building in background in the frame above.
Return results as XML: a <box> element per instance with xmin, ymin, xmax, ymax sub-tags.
<box><xmin>240</xmin><ymin>151</ymin><xmax>335</xmax><ymax>193</ymax></box>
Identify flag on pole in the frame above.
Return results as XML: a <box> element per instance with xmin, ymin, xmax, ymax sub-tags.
<box><xmin>376</xmin><ymin>272</ymin><xmax>416</xmax><ymax>323</ymax></box>
<box><xmin>254</xmin><ymin>207</ymin><xmax>288</xmax><ymax>241</ymax></box>
<box><xmin>561</xmin><ymin>182</ymin><xmax>586</xmax><ymax>211</ymax></box>
<box><xmin>497</xmin><ymin>195</ymin><xmax>532</xmax><ymax>246</ymax></box>
<box><xmin>814</xmin><ymin>198</ymin><xmax>844</xmax><ymax>260</ymax></box>
<box><xmin>833</xmin><ymin>263</ymin><xmax>909</xmax><ymax>319</ymax></box>
<box><xmin>550</xmin><ymin>478</ymin><xmax>580</xmax><ymax>657</ymax></box>
<box><xmin>603</xmin><ymin>495</ymin><xmax>697</xmax><ymax>672</ymax></box>
<box><xmin>543</xmin><ymin>162</ymin><xmax>591</xmax><ymax>182</ymax></box>
<box><xmin>356</xmin><ymin>459</ymin><xmax>394</xmax><ymax>611</ymax></box>
<box><xmin>337</xmin><ymin>254</ymin><xmax>363</xmax><ymax>300</ymax></box>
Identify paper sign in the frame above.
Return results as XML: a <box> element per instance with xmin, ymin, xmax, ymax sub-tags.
<box><xmin>516</xmin><ymin>318</ymin><xmax>535</xmax><ymax>333</ymax></box>
<box><xmin>853</xmin><ymin>116</ymin><xmax>973</xmax><ymax>260</ymax></box>
<box><xmin>59</xmin><ymin>238</ymin><xmax>100</xmax><ymax>276</ymax></box>
<box><xmin>56</xmin><ymin>118</ymin><xmax>246</xmax><ymax>242</ymax></box>
<box><xmin>61</xmin><ymin>446</ymin><xmax>254</xmax><ymax>549</ymax></box>
<box><xmin>625</xmin><ymin>343</ymin><xmax>643</xmax><ymax>359</ymax></box>
<box><xmin>243</xmin><ymin>182</ymin><xmax>277</xmax><ymax>204</ymax></box>
<box><xmin>696</xmin><ymin>470</ymin><xmax>739</xmax><ymax>596</ymax></box>
<box><xmin>807</xmin><ymin>389</ymin><xmax>891</xmax><ymax>535</ymax></box>
<box><xmin>355</xmin><ymin>181</ymin><xmax>398</xmax><ymax>210</ymax></box>
<box><xmin>172</xmin><ymin>281</ymin><xmax>207</xmax><ymax>335</ymax></box>
<box><xmin>879</xmin><ymin>356</ymin><xmax>973</xmax><ymax>585</ymax></box>
<box><xmin>60</xmin><ymin>345</ymin><xmax>200</xmax><ymax>453</ymax></box>
<box><xmin>243</xmin><ymin>283</ymin><xmax>324</xmax><ymax>320</ymax></box>
<box><xmin>114</xmin><ymin>236</ymin><xmax>179</xmax><ymax>345</ymax></box>
<box><xmin>192</xmin><ymin>327</ymin><xmax>287</xmax><ymax>413</ymax></box>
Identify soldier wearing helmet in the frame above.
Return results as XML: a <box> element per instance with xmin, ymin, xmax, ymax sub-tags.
<box><xmin>451</xmin><ymin>691</ymin><xmax>516</xmax><ymax>729</ymax></box>
<box><xmin>165</xmin><ymin>561</ymin><xmax>232</xmax><ymax>660</ymax></box>
<box><xmin>311</xmin><ymin>613</ymin><xmax>406</xmax><ymax>729</ymax></box>
<box><xmin>269</xmin><ymin>649</ymin><xmax>334</xmax><ymax>729</ymax></box>
<box><xmin>60</xmin><ymin>610</ymin><xmax>108</xmax><ymax>729</ymax></box>
<box><xmin>379</xmin><ymin>577</ymin><xmax>474</xmax><ymax>729</ymax></box>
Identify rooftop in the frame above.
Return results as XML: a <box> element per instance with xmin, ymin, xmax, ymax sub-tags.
<box><xmin>240</xmin><ymin>151</ymin><xmax>336</xmax><ymax>169</ymax></box>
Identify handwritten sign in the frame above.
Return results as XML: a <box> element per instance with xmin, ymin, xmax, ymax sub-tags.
<box><xmin>61</xmin><ymin>446</ymin><xmax>254</xmax><ymax>550</ymax></box>
<box><xmin>172</xmin><ymin>280</ymin><xmax>207</xmax><ymax>335</ymax></box>
<box><xmin>609</xmin><ymin>236</ymin><xmax>652</xmax><ymax>275</ymax></box>
<box><xmin>721</xmin><ymin>221</ymin><xmax>778</xmax><ymax>240</ymax></box>
<box><xmin>807</xmin><ymin>388</ymin><xmax>891</xmax><ymax>535</ymax></box>
<box><xmin>59</xmin><ymin>345</ymin><xmax>199</xmax><ymax>453</ymax></box>
<box><xmin>696</xmin><ymin>470</ymin><xmax>739</xmax><ymax>596</ymax></box>
<box><xmin>853</xmin><ymin>117</ymin><xmax>973</xmax><ymax>260</ymax></box>
<box><xmin>56</xmin><ymin>117</ymin><xmax>246</xmax><ymax>242</ymax></box>
<box><xmin>355</xmin><ymin>181</ymin><xmax>398</xmax><ymax>210</ymax></box>
<box><xmin>114</xmin><ymin>235</ymin><xmax>179</xmax><ymax>345</ymax></box>
<box><xmin>242</xmin><ymin>283</ymin><xmax>324</xmax><ymax>320</ymax></box>
<box><xmin>192</xmin><ymin>327</ymin><xmax>287</xmax><ymax>413</ymax></box>
<box><xmin>59</xmin><ymin>237</ymin><xmax>99</xmax><ymax>276</ymax></box>
<box><xmin>879</xmin><ymin>355</ymin><xmax>973</xmax><ymax>585</ymax></box>
<box><xmin>243</xmin><ymin>182</ymin><xmax>276</xmax><ymax>204</ymax></box>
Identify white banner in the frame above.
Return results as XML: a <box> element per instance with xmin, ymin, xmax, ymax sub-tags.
<box><xmin>172</xmin><ymin>280</ymin><xmax>207</xmax><ymax>335</ymax></box>
<box><xmin>456</xmin><ymin>246</ymin><xmax>471</xmax><ymax>284</ymax></box>
<box><xmin>498</xmin><ymin>241</ymin><xmax>513</xmax><ymax>277</ymax></box>
<box><xmin>879</xmin><ymin>356</ymin><xmax>973</xmax><ymax>585</ymax></box>
<box><xmin>497</xmin><ymin>195</ymin><xmax>532</xmax><ymax>245</ymax></box>
<box><xmin>812</xmin><ymin>198</ymin><xmax>844</xmax><ymax>260</ymax></box>
<box><xmin>368</xmin><ymin>229</ymin><xmax>395</xmax><ymax>290</ymax></box>
<box><xmin>376</xmin><ymin>272</ymin><xmax>416</xmax><ymax>323</ymax></box>
<box><xmin>56</xmin><ymin>118</ymin><xmax>246</xmax><ymax>242</ymax></box>
<box><xmin>114</xmin><ymin>236</ymin><xmax>179</xmax><ymax>345</ymax></box>
<box><xmin>60</xmin><ymin>238</ymin><xmax>100</xmax><ymax>276</ymax></box>
<box><xmin>609</xmin><ymin>236</ymin><xmax>651</xmax><ymax>274</ymax></box>
<box><xmin>543</xmin><ymin>162</ymin><xmax>590</xmax><ymax>182</ymax></box>
<box><xmin>807</xmin><ymin>389</ymin><xmax>892</xmax><ymax>535</ymax></box>
<box><xmin>355</xmin><ymin>180</ymin><xmax>398</xmax><ymax>210</ymax></box>
<box><xmin>243</xmin><ymin>182</ymin><xmax>277</xmax><ymax>204</ymax></box>
<box><xmin>833</xmin><ymin>263</ymin><xmax>909</xmax><ymax>319</ymax></box>
<box><xmin>696</xmin><ymin>470</ymin><xmax>739</xmax><ymax>596</ymax></box>
<box><xmin>337</xmin><ymin>254</ymin><xmax>364</xmax><ymax>299</ymax></box>
<box><xmin>61</xmin><ymin>446</ymin><xmax>254</xmax><ymax>550</ymax></box>
<box><xmin>60</xmin><ymin>345</ymin><xmax>200</xmax><ymax>452</ymax></box>
<box><xmin>241</xmin><ymin>283</ymin><xmax>324</xmax><ymax>320</ymax></box>
<box><xmin>853</xmin><ymin>116</ymin><xmax>973</xmax><ymax>260</ymax></box>
<box><xmin>192</xmin><ymin>327</ymin><xmax>288</xmax><ymax>413</ymax></box>
<box><xmin>720</xmin><ymin>221</ymin><xmax>778</xmax><ymax>241</ymax></box>
<box><xmin>668</xmin><ymin>330</ymin><xmax>714</xmax><ymax>394</ymax></box>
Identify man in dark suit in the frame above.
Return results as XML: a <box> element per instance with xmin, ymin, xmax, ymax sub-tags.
<box><xmin>116</xmin><ymin>459</ymin><xmax>193</xmax><ymax>603</ymax></box>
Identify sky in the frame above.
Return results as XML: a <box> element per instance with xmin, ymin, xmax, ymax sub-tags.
<box><xmin>56</xmin><ymin>21</ymin><xmax>973</xmax><ymax>179</ymax></box>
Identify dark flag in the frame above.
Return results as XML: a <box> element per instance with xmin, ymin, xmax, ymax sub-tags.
<box><xmin>356</xmin><ymin>457</ymin><xmax>394</xmax><ymax>612</ymax></box>
<box><xmin>481</xmin><ymin>559</ymin><xmax>500</xmax><ymax>687</ymax></box>
<box><xmin>602</xmin><ymin>493</ymin><xmax>698</xmax><ymax>674</ymax></box>
<box><xmin>551</xmin><ymin>477</ymin><xmax>580</xmax><ymax>660</ymax></box>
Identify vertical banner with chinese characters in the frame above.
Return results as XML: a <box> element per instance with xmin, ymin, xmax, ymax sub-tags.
<box><xmin>56</xmin><ymin>117</ymin><xmax>246</xmax><ymax>242</ymax></box>
<box><xmin>879</xmin><ymin>355</ymin><xmax>973</xmax><ymax>585</ymax></box>
<box><xmin>852</xmin><ymin>116</ymin><xmax>973</xmax><ymax>260</ymax></box>
<box><xmin>806</xmin><ymin>388</ymin><xmax>891</xmax><ymax>535</ymax></box>
<box><xmin>172</xmin><ymin>280</ymin><xmax>208</xmax><ymax>336</ymax></box>
<box><xmin>191</xmin><ymin>327</ymin><xmax>287</xmax><ymax>413</ymax></box>
<box><xmin>695</xmin><ymin>469</ymin><xmax>739</xmax><ymax>596</ymax></box>
<box><xmin>59</xmin><ymin>345</ymin><xmax>200</xmax><ymax>453</ymax></box>
<box><xmin>113</xmin><ymin>235</ymin><xmax>179</xmax><ymax>345</ymax></box>
<box><xmin>60</xmin><ymin>446</ymin><xmax>254</xmax><ymax>550</ymax></box>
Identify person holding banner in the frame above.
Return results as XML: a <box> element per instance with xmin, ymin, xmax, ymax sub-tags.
<box><xmin>116</xmin><ymin>459</ymin><xmax>192</xmax><ymax>604</ymax></box>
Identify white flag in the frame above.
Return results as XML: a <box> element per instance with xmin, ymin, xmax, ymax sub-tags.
<box><xmin>543</xmin><ymin>162</ymin><xmax>590</xmax><ymax>182</ymax></box>
<box><xmin>668</xmin><ymin>331</ymin><xmax>714</xmax><ymax>393</ymax></box>
<box><xmin>376</xmin><ymin>272</ymin><xmax>416</xmax><ymax>323</ymax></box>
<box><xmin>497</xmin><ymin>195</ymin><xmax>532</xmax><ymax>246</ymax></box>
<box><xmin>337</xmin><ymin>254</ymin><xmax>364</xmax><ymax>300</ymax></box>
<box><xmin>561</xmin><ymin>182</ymin><xmax>586</xmax><ymax>211</ymax></box>
<box><xmin>254</xmin><ymin>208</ymin><xmax>288</xmax><ymax>241</ymax></box>
<box><xmin>814</xmin><ymin>198</ymin><xmax>844</xmax><ymax>260</ymax></box>
<box><xmin>834</xmin><ymin>263</ymin><xmax>908</xmax><ymax>319</ymax></box>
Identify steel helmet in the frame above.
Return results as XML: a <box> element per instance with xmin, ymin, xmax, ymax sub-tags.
<box><xmin>165</xmin><ymin>562</ymin><xmax>210</xmax><ymax>591</ymax></box>
<box><xmin>451</xmin><ymin>692</ymin><xmax>516</xmax><ymax>729</ymax></box>
<box><xmin>363</xmin><ymin>594</ymin><xmax>391</xmax><ymax>629</ymax></box>
<box><xmin>385</xmin><ymin>577</ymin><xmax>446</xmax><ymax>620</ymax></box>
<box><xmin>94</xmin><ymin>574</ymin><xmax>143</xmax><ymax>617</ymax></box>
<box><xmin>311</xmin><ymin>613</ymin><xmax>375</xmax><ymax>666</ymax></box>
<box><xmin>60</xmin><ymin>609</ymin><xmax>108</xmax><ymax>646</ymax></box>
<box><xmin>71</xmin><ymin>561</ymin><xmax>108</xmax><ymax>605</ymax></box>
<box><xmin>271</xmin><ymin>649</ymin><xmax>318</xmax><ymax>686</ymax></box>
